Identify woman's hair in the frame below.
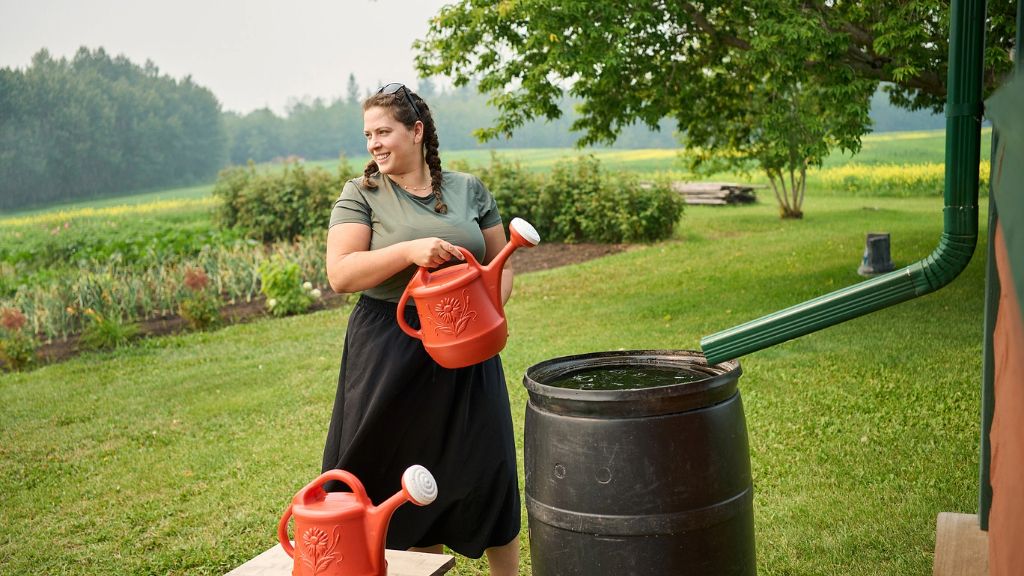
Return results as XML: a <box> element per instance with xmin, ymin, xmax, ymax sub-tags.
<box><xmin>361</xmin><ymin>87</ymin><xmax>447</xmax><ymax>214</ymax></box>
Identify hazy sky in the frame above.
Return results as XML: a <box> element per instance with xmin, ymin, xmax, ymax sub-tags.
<box><xmin>0</xmin><ymin>0</ymin><xmax>453</xmax><ymax>115</ymax></box>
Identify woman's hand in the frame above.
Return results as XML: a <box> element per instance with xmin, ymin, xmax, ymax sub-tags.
<box><xmin>406</xmin><ymin>237</ymin><xmax>466</xmax><ymax>268</ymax></box>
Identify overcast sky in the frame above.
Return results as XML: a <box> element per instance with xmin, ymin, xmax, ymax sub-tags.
<box><xmin>0</xmin><ymin>0</ymin><xmax>453</xmax><ymax>115</ymax></box>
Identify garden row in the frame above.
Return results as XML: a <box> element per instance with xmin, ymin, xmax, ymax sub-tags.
<box><xmin>0</xmin><ymin>155</ymin><xmax>683</xmax><ymax>371</ymax></box>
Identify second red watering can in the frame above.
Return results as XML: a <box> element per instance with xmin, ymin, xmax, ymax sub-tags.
<box><xmin>397</xmin><ymin>217</ymin><xmax>541</xmax><ymax>369</ymax></box>
<box><xmin>278</xmin><ymin>465</ymin><xmax>438</xmax><ymax>576</ymax></box>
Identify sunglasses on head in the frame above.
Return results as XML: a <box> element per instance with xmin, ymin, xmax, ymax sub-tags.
<box><xmin>377</xmin><ymin>83</ymin><xmax>421</xmax><ymax>120</ymax></box>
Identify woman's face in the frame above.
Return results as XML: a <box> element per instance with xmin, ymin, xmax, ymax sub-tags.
<box><xmin>363</xmin><ymin>106</ymin><xmax>423</xmax><ymax>175</ymax></box>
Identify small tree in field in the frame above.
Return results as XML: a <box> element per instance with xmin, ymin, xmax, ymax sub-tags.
<box><xmin>684</xmin><ymin>24</ymin><xmax>876</xmax><ymax>217</ymax></box>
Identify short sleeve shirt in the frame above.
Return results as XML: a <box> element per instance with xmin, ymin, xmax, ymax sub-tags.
<box><xmin>329</xmin><ymin>170</ymin><xmax>503</xmax><ymax>302</ymax></box>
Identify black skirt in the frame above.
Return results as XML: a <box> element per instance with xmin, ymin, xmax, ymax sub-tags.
<box><xmin>321</xmin><ymin>295</ymin><xmax>520</xmax><ymax>558</ymax></box>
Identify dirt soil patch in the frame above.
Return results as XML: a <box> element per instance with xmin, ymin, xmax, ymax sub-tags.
<box><xmin>27</xmin><ymin>242</ymin><xmax>626</xmax><ymax>368</ymax></box>
<box><xmin>508</xmin><ymin>241</ymin><xmax>627</xmax><ymax>274</ymax></box>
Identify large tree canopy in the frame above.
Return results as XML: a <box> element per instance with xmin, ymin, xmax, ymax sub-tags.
<box><xmin>415</xmin><ymin>0</ymin><xmax>1016</xmax><ymax>216</ymax></box>
<box><xmin>416</xmin><ymin>0</ymin><xmax>1015</xmax><ymax>143</ymax></box>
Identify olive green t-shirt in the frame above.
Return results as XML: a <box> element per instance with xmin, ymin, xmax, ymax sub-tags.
<box><xmin>329</xmin><ymin>170</ymin><xmax>503</xmax><ymax>302</ymax></box>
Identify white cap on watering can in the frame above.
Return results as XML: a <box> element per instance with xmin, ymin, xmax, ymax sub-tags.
<box><xmin>402</xmin><ymin>465</ymin><xmax>438</xmax><ymax>506</ymax></box>
<box><xmin>511</xmin><ymin>217</ymin><xmax>541</xmax><ymax>246</ymax></box>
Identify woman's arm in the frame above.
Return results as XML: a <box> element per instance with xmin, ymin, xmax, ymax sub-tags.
<box><xmin>325</xmin><ymin>223</ymin><xmax>464</xmax><ymax>294</ymax></box>
<box><xmin>482</xmin><ymin>224</ymin><xmax>514</xmax><ymax>304</ymax></box>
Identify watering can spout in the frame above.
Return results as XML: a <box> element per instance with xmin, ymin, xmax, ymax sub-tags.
<box><xmin>484</xmin><ymin>217</ymin><xmax>541</xmax><ymax>307</ymax></box>
<box><xmin>364</xmin><ymin>465</ymin><xmax>438</xmax><ymax>573</ymax></box>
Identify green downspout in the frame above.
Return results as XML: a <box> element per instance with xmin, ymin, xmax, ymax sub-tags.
<box><xmin>979</xmin><ymin>168</ymin><xmax>997</xmax><ymax>530</ymax></box>
<box><xmin>700</xmin><ymin>0</ymin><xmax>986</xmax><ymax>365</ymax></box>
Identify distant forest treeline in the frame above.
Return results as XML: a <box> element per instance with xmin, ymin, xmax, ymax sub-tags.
<box><xmin>223</xmin><ymin>76</ymin><xmax>680</xmax><ymax>166</ymax></box>
<box><xmin>1</xmin><ymin>48</ymin><xmax>226</xmax><ymax>211</ymax></box>
<box><xmin>1</xmin><ymin>47</ymin><xmax>942</xmax><ymax>211</ymax></box>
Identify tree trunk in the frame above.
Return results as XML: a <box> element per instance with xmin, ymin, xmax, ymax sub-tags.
<box><xmin>781</xmin><ymin>165</ymin><xmax>805</xmax><ymax>219</ymax></box>
<box><xmin>767</xmin><ymin>168</ymin><xmax>802</xmax><ymax>219</ymax></box>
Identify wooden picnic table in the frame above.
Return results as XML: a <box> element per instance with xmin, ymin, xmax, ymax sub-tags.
<box><xmin>224</xmin><ymin>546</ymin><xmax>455</xmax><ymax>576</ymax></box>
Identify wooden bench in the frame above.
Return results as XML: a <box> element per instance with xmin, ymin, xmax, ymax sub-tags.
<box><xmin>225</xmin><ymin>546</ymin><xmax>455</xmax><ymax>576</ymax></box>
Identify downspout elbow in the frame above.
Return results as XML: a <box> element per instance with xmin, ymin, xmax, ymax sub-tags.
<box><xmin>910</xmin><ymin>228</ymin><xmax>977</xmax><ymax>296</ymax></box>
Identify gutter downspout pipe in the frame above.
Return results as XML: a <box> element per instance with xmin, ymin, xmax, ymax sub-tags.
<box><xmin>700</xmin><ymin>0</ymin><xmax>986</xmax><ymax>365</ymax></box>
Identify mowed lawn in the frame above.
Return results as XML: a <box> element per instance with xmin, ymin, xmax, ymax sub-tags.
<box><xmin>0</xmin><ymin>194</ymin><xmax>986</xmax><ymax>575</ymax></box>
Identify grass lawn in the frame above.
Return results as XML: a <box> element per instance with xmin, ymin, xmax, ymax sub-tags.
<box><xmin>0</xmin><ymin>194</ymin><xmax>985</xmax><ymax>575</ymax></box>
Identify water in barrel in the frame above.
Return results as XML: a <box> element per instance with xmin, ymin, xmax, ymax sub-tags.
<box><xmin>544</xmin><ymin>365</ymin><xmax>705</xmax><ymax>390</ymax></box>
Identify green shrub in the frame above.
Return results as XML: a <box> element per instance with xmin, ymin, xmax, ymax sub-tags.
<box><xmin>0</xmin><ymin>307</ymin><xmax>37</xmax><ymax>371</ymax></box>
<box><xmin>470</xmin><ymin>153</ymin><xmax>546</xmax><ymax>226</ymax></box>
<box><xmin>79</xmin><ymin>310</ymin><xmax>138</xmax><ymax>351</ymax></box>
<box><xmin>177</xmin><ymin>268</ymin><xmax>221</xmax><ymax>330</ymax></box>
<box><xmin>615</xmin><ymin>174</ymin><xmax>685</xmax><ymax>242</ymax></box>
<box><xmin>213</xmin><ymin>158</ymin><xmax>353</xmax><ymax>243</ymax></box>
<box><xmin>473</xmin><ymin>154</ymin><xmax>683</xmax><ymax>243</ymax></box>
<box><xmin>179</xmin><ymin>292</ymin><xmax>221</xmax><ymax>331</ymax></box>
<box><xmin>258</xmin><ymin>258</ymin><xmax>314</xmax><ymax>317</ymax></box>
<box><xmin>0</xmin><ymin>331</ymin><xmax>37</xmax><ymax>371</ymax></box>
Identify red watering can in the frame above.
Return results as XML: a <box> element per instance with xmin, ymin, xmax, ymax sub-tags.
<box><xmin>397</xmin><ymin>217</ymin><xmax>541</xmax><ymax>368</ymax></box>
<box><xmin>278</xmin><ymin>465</ymin><xmax>437</xmax><ymax>576</ymax></box>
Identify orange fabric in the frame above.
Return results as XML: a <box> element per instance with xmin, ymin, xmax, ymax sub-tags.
<box><xmin>988</xmin><ymin>223</ymin><xmax>1024</xmax><ymax>576</ymax></box>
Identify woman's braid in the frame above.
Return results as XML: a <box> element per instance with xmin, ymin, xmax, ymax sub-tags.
<box><xmin>362</xmin><ymin>159</ymin><xmax>379</xmax><ymax>190</ymax></box>
<box><xmin>415</xmin><ymin>95</ymin><xmax>447</xmax><ymax>214</ymax></box>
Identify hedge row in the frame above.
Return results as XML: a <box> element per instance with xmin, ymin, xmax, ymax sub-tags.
<box><xmin>459</xmin><ymin>154</ymin><xmax>683</xmax><ymax>243</ymax></box>
<box><xmin>214</xmin><ymin>155</ymin><xmax>683</xmax><ymax>245</ymax></box>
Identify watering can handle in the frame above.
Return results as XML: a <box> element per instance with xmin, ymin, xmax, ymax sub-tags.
<box><xmin>396</xmin><ymin>268</ymin><xmax>427</xmax><ymax>340</ymax></box>
<box><xmin>277</xmin><ymin>469</ymin><xmax>373</xmax><ymax>558</ymax></box>
<box><xmin>277</xmin><ymin>504</ymin><xmax>295</xmax><ymax>558</ymax></box>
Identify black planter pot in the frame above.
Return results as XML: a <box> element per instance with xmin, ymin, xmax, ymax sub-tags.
<box><xmin>523</xmin><ymin>350</ymin><xmax>756</xmax><ymax>576</ymax></box>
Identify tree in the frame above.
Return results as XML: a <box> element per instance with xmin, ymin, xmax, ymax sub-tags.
<box><xmin>414</xmin><ymin>0</ymin><xmax>1016</xmax><ymax>217</ymax></box>
<box><xmin>678</xmin><ymin>3</ymin><xmax>875</xmax><ymax>217</ymax></box>
<box><xmin>346</xmin><ymin>73</ymin><xmax>360</xmax><ymax>105</ymax></box>
<box><xmin>224</xmin><ymin>108</ymin><xmax>286</xmax><ymax>165</ymax></box>
<box><xmin>417</xmin><ymin>76</ymin><xmax>437</xmax><ymax>98</ymax></box>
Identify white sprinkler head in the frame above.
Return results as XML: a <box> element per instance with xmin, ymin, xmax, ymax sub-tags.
<box><xmin>510</xmin><ymin>217</ymin><xmax>541</xmax><ymax>246</ymax></box>
<box><xmin>402</xmin><ymin>465</ymin><xmax>438</xmax><ymax>506</ymax></box>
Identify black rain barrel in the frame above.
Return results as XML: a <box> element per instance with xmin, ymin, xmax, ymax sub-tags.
<box><xmin>523</xmin><ymin>350</ymin><xmax>755</xmax><ymax>576</ymax></box>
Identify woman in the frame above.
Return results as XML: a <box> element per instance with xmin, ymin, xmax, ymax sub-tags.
<box><xmin>321</xmin><ymin>83</ymin><xmax>520</xmax><ymax>576</ymax></box>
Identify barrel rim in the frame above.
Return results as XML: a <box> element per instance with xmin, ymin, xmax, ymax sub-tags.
<box><xmin>523</xmin><ymin>349</ymin><xmax>741</xmax><ymax>416</ymax></box>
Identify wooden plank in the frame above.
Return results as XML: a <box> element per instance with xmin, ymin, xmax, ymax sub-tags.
<box><xmin>671</xmin><ymin>182</ymin><xmax>754</xmax><ymax>193</ymax></box>
<box><xmin>684</xmin><ymin>198</ymin><xmax>729</xmax><ymax>205</ymax></box>
<box><xmin>387</xmin><ymin>551</ymin><xmax>457</xmax><ymax>576</ymax></box>
<box><xmin>225</xmin><ymin>546</ymin><xmax>455</xmax><ymax>576</ymax></box>
<box><xmin>641</xmin><ymin>180</ymin><xmax>759</xmax><ymax>205</ymax></box>
<box><xmin>933</xmin><ymin>512</ymin><xmax>988</xmax><ymax>576</ymax></box>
